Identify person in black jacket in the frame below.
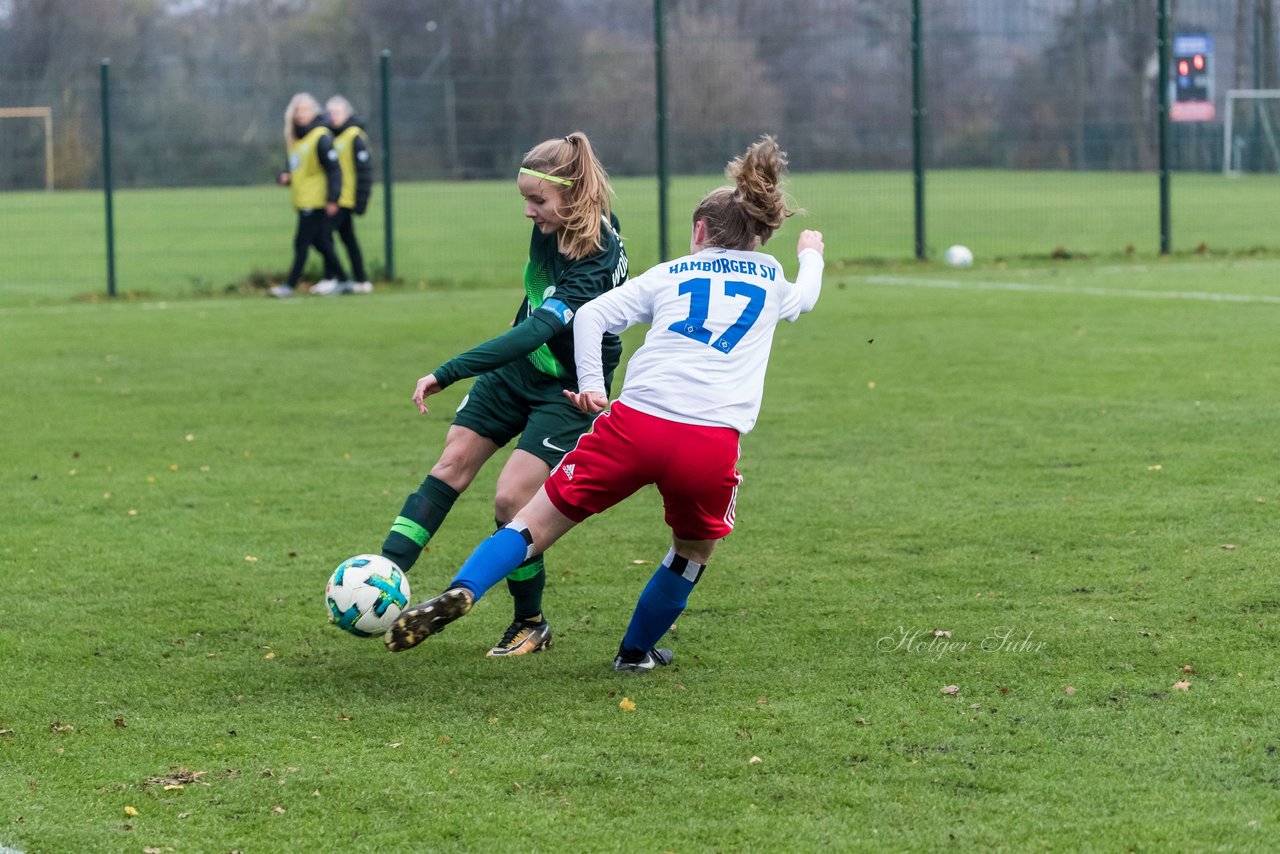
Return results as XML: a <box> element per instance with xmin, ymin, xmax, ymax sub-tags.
<box><xmin>273</xmin><ymin>93</ymin><xmax>347</xmax><ymax>298</ymax></box>
<box><xmin>311</xmin><ymin>95</ymin><xmax>374</xmax><ymax>295</ymax></box>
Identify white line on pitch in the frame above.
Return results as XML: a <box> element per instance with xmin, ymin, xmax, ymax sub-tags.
<box><xmin>857</xmin><ymin>275</ymin><xmax>1280</xmax><ymax>305</ymax></box>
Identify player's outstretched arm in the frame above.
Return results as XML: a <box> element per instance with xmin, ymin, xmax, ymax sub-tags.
<box><xmin>792</xmin><ymin>230</ymin><xmax>825</xmax><ymax>316</ymax></box>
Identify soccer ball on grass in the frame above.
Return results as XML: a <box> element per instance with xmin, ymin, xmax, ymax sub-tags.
<box><xmin>325</xmin><ymin>554</ymin><xmax>410</xmax><ymax>637</ymax></box>
<box><xmin>944</xmin><ymin>244</ymin><xmax>974</xmax><ymax>267</ymax></box>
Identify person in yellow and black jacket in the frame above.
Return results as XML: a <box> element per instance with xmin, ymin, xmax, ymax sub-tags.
<box><xmin>312</xmin><ymin>95</ymin><xmax>374</xmax><ymax>295</ymax></box>
<box><xmin>271</xmin><ymin>93</ymin><xmax>347</xmax><ymax>298</ymax></box>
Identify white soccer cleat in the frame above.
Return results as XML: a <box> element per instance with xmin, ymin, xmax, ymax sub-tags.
<box><xmin>311</xmin><ymin>278</ymin><xmax>341</xmax><ymax>295</ymax></box>
<box><xmin>268</xmin><ymin>284</ymin><xmax>295</xmax><ymax>298</ymax></box>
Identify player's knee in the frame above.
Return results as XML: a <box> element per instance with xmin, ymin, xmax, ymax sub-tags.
<box><xmin>672</xmin><ymin>537</ymin><xmax>717</xmax><ymax>567</ymax></box>
<box><xmin>492</xmin><ymin>490</ymin><xmax>526</xmax><ymax>525</ymax></box>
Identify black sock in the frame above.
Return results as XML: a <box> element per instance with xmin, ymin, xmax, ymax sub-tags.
<box><xmin>505</xmin><ymin>555</ymin><xmax>546</xmax><ymax>622</ymax></box>
<box><xmin>380</xmin><ymin>475</ymin><xmax>459</xmax><ymax>572</ymax></box>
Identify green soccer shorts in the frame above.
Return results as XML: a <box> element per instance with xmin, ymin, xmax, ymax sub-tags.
<box><xmin>452</xmin><ymin>359</ymin><xmax>599</xmax><ymax>467</ymax></box>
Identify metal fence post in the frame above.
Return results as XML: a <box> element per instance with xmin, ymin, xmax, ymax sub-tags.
<box><xmin>911</xmin><ymin>0</ymin><xmax>926</xmax><ymax>261</ymax></box>
<box><xmin>100</xmin><ymin>58</ymin><xmax>116</xmax><ymax>297</ymax></box>
<box><xmin>381</xmin><ymin>49</ymin><xmax>395</xmax><ymax>280</ymax></box>
<box><xmin>654</xmin><ymin>0</ymin><xmax>669</xmax><ymax>262</ymax></box>
<box><xmin>1157</xmin><ymin>0</ymin><xmax>1171</xmax><ymax>255</ymax></box>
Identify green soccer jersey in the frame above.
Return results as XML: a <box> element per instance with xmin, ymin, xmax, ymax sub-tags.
<box><xmin>516</xmin><ymin>214</ymin><xmax>627</xmax><ymax>382</ymax></box>
<box><xmin>433</xmin><ymin>214</ymin><xmax>628</xmax><ymax>391</ymax></box>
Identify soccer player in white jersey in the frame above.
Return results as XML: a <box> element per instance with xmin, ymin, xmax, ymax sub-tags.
<box><xmin>386</xmin><ymin>136</ymin><xmax>824</xmax><ymax>672</ymax></box>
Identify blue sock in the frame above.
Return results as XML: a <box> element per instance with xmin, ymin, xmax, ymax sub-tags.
<box><xmin>450</xmin><ymin>525</ymin><xmax>532</xmax><ymax>601</ymax></box>
<box><xmin>620</xmin><ymin>551</ymin><xmax>701</xmax><ymax>653</ymax></box>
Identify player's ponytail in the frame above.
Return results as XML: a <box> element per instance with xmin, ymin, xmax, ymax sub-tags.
<box><xmin>284</xmin><ymin>93</ymin><xmax>321</xmax><ymax>148</ymax></box>
<box><xmin>521</xmin><ymin>131</ymin><xmax>614</xmax><ymax>261</ymax></box>
<box><xmin>693</xmin><ymin>135</ymin><xmax>797</xmax><ymax>250</ymax></box>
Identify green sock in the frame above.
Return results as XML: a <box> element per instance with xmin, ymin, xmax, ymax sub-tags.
<box><xmin>380</xmin><ymin>475</ymin><xmax>458</xmax><ymax>572</ymax></box>
<box><xmin>506</xmin><ymin>555</ymin><xmax>546</xmax><ymax>622</ymax></box>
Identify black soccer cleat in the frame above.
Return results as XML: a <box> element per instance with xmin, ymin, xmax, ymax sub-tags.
<box><xmin>611</xmin><ymin>646</ymin><xmax>674</xmax><ymax>673</ymax></box>
<box><xmin>384</xmin><ymin>586</ymin><xmax>475</xmax><ymax>652</ymax></box>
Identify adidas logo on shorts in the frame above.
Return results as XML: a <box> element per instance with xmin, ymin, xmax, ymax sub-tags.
<box><xmin>562</xmin><ymin>463</ymin><xmax>575</xmax><ymax>480</ymax></box>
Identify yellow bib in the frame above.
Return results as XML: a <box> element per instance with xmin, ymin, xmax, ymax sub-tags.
<box><xmin>332</xmin><ymin>126</ymin><xmax>368</xmax><ymax>210</ymax></box>
<box><xmin>288</xmin><ymin>126</ymin><xmax>332</xmax><ymax>209</ymax></box>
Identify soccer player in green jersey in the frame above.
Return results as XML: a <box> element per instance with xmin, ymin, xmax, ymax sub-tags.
<box><xmin>377</xmin><ymin>132</ymin><xmax>629</xmax><ymax>656</ymax></box>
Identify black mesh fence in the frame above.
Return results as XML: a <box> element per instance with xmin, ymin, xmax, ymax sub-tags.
<box><xmin>1</xmin><ymin>0</ymin><xmax>1278</xmax><ymax>297</ymax></box>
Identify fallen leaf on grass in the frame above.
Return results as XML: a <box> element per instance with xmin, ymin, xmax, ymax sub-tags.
<box><xmin>748</xmin><ymin>756</ymin><xmax>763</xmax><ymax>764</ymax></box>
<box><xmin>50</xmin><ymin>722</ymin><xmax>74</xmax><ymax>733</ymax></box>
<box><xmin>1065</xmin><ymin>686</ymin><xmax>1077</xmax><ymax>696</ymax></box>
<box><xmin>113</xmin><ymin>718</ymin><xmax>127</xmax><ymax>728</ymax></box>
<box><xmin>163</xmin><ymin>784</ymin><xmax>184</xmax><ymax>792</ymax></box>
<box><xmin>263</xmin><ymin>651</ymin><xmax>276</xmax><ymax>660</ymax></box>
<box><xmin>1220</xmin><ymin>544</ymin><xmax>1237</xmax><ymax>550</ymax></box>
<box><xmin>933</xmin><ymin>630</ymin><xmax>952</xmax><ymax>638</ymax></box>
<box><xmin>619</xmin><ymin>697</ymin><xmax>637</xmax><ymax>712</ymax></box>
<box><xmin>1180</xmin><ymin>664</ymin><xmax>1195</xmax><ymax>674</ymax></box>
<box><xmin>124</xmin><ymin>805</ymin><xmax>139</xmax><ymax>817</ymax></box>
<box><xmin>145</xmin><ymin>767</ymin><xmax>206</xmax><ymax>788</ymax></box>
<box><xmin>1172</xmin><ymin>680</ymin><xmax>1191</xmax><ymax>691</ymax></box>
<box><xmin>272</xmin><ymin>806</ymin><xmax>286</xmax><ymax>815</ymax></box>
<box><xmin>940</xmin><ymin>685</ymin><xmax>960</xmax><ymax>695</ymax></box>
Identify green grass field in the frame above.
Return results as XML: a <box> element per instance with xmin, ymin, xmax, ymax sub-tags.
<box><xmin>4</xmin><ymin>177</ymin><xmax>1280</xmax><ymax>850</ymax></box>
<box><xmin>4</xmin><ymin>169</ymin><xmax>1280</xmax><ymax>306</ymax></box>
<box><xmin>4</xmin><ymin>248</ymin><xmax>1280</xmax><ymax>851</ymax></box>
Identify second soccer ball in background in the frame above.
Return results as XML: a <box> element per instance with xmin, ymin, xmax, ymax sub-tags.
<box><xmin>944</xmin><ymin>245</ymin><xmax>974</xmax><ymax>268</ymax></box>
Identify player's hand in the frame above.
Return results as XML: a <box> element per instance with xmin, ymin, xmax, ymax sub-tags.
<box><xmin>797</xmin><ymin>229</ymin><xmax>824</xmax><ymax>257</ymax></box>
<box><xmin>413</xmin><ymin>374</ymin><xmax>443</xmax><ymax>413</ymax></box>
<box><xmin>277</xmin><ymin>172</ymin><xmax>290</xmax><ymax>186</ymax></box>
<box><xmin>325</xmin><ymin>201</ymin><xmax>339</xmax><ymax>217</ymax></box>
<box><xmin>563</xmin><ymin>389</ymin><xmax>608</xmax><ymax>414</ymax></box>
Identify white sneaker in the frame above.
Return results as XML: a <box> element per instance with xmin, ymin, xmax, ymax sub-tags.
<box><xmin>351</xmin><ymin>281</ymin><xmax>373</xmax><ymax>294</ymax></box>
<box><xmin>268</xmin><ymin>284</ymin><xmax>294</xmax><ymax>298</ymax></box>
<box><xmin>311</xmin><ymin>278</ymin><xmax>341</xmax><ymax>296</ymax></box>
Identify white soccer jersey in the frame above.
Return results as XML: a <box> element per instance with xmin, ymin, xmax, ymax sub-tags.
<box><xmin>573</xmin><ymin>246</ymin><xmax>824</xmax><ymax>434</ymax></box>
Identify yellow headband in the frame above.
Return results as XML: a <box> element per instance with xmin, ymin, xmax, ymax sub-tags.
<box><xmin>519</xmin><ymin>167</ymin><xmax>572</xmax><ymax>187</ymax></box>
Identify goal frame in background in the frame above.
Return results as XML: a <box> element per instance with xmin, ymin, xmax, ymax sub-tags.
<box><xmin>0</xmin><ymin>106</ymin><xmax>54</xmax><ymax>190</ymax></box>
<box><xmin>1221</xmin><ymin>89</ymin><xmax>1280</xmax><ymax>176</ymax></box>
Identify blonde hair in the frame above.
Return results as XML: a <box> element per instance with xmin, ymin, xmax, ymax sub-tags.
<box><xmin>325</xmin><ymin>95</ymin><xmax>354</xmax><ymax>122</ymax></box>
<box><xmin>283</xmin><ymin>93</ymin><xmax>321</xmax><ymax>148</ymax></box>
<box><xmin>521</xmin><ymin>132</ymin><xmax>613</xmax><ymax>261</ymax></box>
<box><xmin>693</xmin><ymin>135</ymin><xmax>797</xmax><ymax>250</ymax></box>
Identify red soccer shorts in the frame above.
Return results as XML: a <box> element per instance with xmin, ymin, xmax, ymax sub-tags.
<box><xmin>544</xmin><ymin>401</ymin><xmax>742</xmax><ymax>541</ymax></box>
